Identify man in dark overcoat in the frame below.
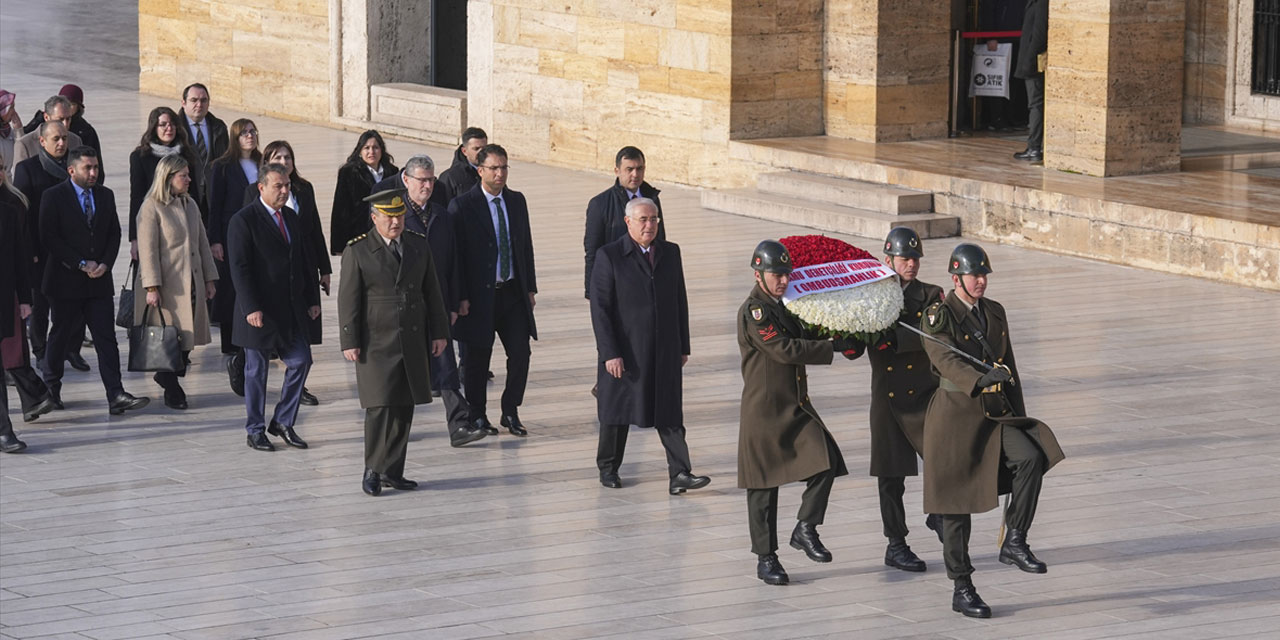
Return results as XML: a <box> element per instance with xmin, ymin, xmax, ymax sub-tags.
<box><xmin>339</xmin><ymin>189</ymin><xmax>450</xmax><ymax>496</ymax></box>
<box><xmin>434</xmin><ymin>127</ymin><xmax>486</xmax><ymax>207</ymax></box>
<box><xmin>590</xmin><ymin>197</ymin><xmax>709</xmax><ymax>495</ymax></box>
<box><xmin>450</xmin><ymin>144</ymin><xmax>537</xmax><ymax>437</ymax></box>
<box><xmin>2</xmin><ymin>182</ymin><xmax>34</xmax><ymax>452</ymax></box>
<box><xmin>919</xmin><ymin>243</ymin><xmax>1065</xmax><ymax>618</ymax></box>
<box><xmin>857</xmin><ymin>227</ymin><xmax>945</xmax><ymax>573</ymax></box>
<box><xmin>582</xmin><ymin>146</ymin><xmax>667</xmax><ymax>299</ymax></box>
<box><xmin>228</xmin><ymin>164</ymin><xmax>320</xmax><ymax>452</ymax></box>
<box><xmin>375</xmin><ymin>154</ymin><xmax>484</xmax><ymax>447</ymax></box>
<box><xmin>1014</xmin><ymin>0</ymin><xmax>1048</xmax><ymax>162</ymax></box>
<box><xmin>737</xmin><ymin>240</ymin><xmax>858</xmax><ymax>586</ymax></box>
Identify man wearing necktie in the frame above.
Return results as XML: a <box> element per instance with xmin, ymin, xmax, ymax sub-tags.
<box><xmin>226</xmin><ymin>164</ymin><xmax>320</xmax><ymax>452</ymax></box>
<box><xmin>177</xmin><ymin>83</ymin><xmax>228</xmax><ymax>201</ymax></box>
<box><xmin>339</xmin><ymin>189</ymin><xmax>450</xmax><ymax>495</ymax></box>
<box><xmin>449</xmin><ymin>144</ymin><xmax>538</xmax><ymax>437</ymax></box>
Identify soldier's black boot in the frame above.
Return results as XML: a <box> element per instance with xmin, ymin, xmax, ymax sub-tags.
<box><xmin>952</xmin><ymin>577</ymin><xmax>991</xmax><ymax>618</ymax></box>
<box><xmin>884</xmin><ymin>537</ymin><xmax>926</xmax><ymax>572</ymax></box>
<box><xmin>789</xmin><ymin>521</ymin><xmax>832</xmax><ymax>563</ymax></box>
<box><xmin>998</xmin><ymin>529</ymin><xmax>1047</xmax><ymax>573</ymax></box>
<box><xmin>757</xmin><ymin>553</ymin><xmax>789</xmax><ymax>585</ymax></box>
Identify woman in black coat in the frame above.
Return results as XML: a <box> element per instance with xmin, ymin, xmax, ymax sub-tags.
<box><xmin>329</xmin><ymin>130</ymin><xmax>397</xmax><ymax>255</ymax></box>
<box><xmin>206</xmin><ymin>118</ymin><xmax>261</xmax><ymax>368</ymax></box>
<box><xmin>129</xmin><ymin>106</ymin><xmax>201</xmax><ymax>258</ymax></box>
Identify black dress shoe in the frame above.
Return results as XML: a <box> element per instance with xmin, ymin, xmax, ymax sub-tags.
<box><xmin>23</xmin><ymin>397</ymin><xmax>57</xmax><ymax>422</ymax></box>
<box><xmin>362</xmin><ymin>469</ymin><xmax>382</xmax><ymax>496</ymax></box>
<box><xmin>500</xmin><ymin>414</ymin><xmax>527</xmax><ymax>437</ymax></box>
<box><xmin>247</xmin><ymin>432</ymin><xmax>275</xmax><ymax>451</ymax></box>
<box><xmin>66</xmin><ymin>352</ymin><xmax>90</xmax><ymax>372</ymax></box>
<box><xmin>299</xmin><ymin>388</ymin><xmax>318</xmax><ymax>406</ymax></box>
<box><xmin>599</xmin><ymin>470</ymin><xmax>622</xmax><ymax>489</ymax></box>
<box><xmin>952</xmin><ymin>579</ymin><xmax>992</xmax><ymax>618</ymax></box>
<box><xmin>267</xmin><ymin>421</ymin><xmax>308</xmax><ymax>449</ymax></box>
<box><xmin>48</xmin><ymin>392</ymin><xmax>64</xmax><ymax>411</ymax></box>
<box><xmin>163</xmin><ymin>390</ymin><xmax>188</xmax><ymax>410</ymax></box>
<box><xmin>381</xmin><ymin>476</ymin><xmax>418</xmax><ymax>490</ymax></box>
<box><xmin>884</xmin><ymin>538</ymin><xmax>926</xmax><ymax>572</ymax></box>
<box><xmin>1013</xmin><ymin>148</ymin><xmax>1043</xmax><ymax>161</ymax></box>
<box><xmin>999</xmin><ymin>528</ymin><xmax>1047</xmax><ymax>573</ymax></box>
<box><xmin>668</xmin><ymin>471</ymin><xmax>710</xmax><ymax>495</ymax></box>
<box><xmin>0</xmin><ymin>432</ymin><xmax>28</xmax><ymax>453</ymax></box>
<box><xmin>227</xmin><ymin>353</ymin><xmax>245</xmax><ymax>397</ymax></box>
<box><xmin>450</xmin><ymin>425</ymin><xmax>487</xmax><ymax>447</ymax></box>
<box><xmin>789</xmin><ymin>521</ymin><xmax>832</xmax><ymax>563</ymax></box>
<box><xmin>108</xmin><ymin>392</ymin><xmax>150</xmax><ymax>415</ymax></box>
<box><xmin>925</xmin><ymin>513</ymin><xmax>944</xmax><ymax>544</ymax></box>
<box><xmin>757</xmin><ymin>553</ymin><xmax>789</xmax><ymax>585</ymax></box>
<box><xmin>474</xmin><ymin>416</ymin><xmax>499</xmax><ymax>436</ymax></box>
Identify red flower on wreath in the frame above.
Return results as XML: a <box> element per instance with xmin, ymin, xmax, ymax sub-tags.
<box><xmin>778</xmin><ymin>235</ymin><xmax>874</xmax><ymax>268</ymax></box>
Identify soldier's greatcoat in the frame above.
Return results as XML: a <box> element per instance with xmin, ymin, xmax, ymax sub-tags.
<box><xmin>920</xmin><ymin>291</ymin><xmax>1065</xmax><ymax>514</ymax></box>
<box><xmin>736</xmin><ymin>284</ymin><xmax>848</xmax><ymax>489</ymax></box>
<box><xmin>338</xmin><ymin>230</ymin><xmax>450</xmax><ymax>408</ymax></box>
<box><xmin>864</xmin><ymin>278</ymin><xmax>945</xmax><ymax>477</ymax></box>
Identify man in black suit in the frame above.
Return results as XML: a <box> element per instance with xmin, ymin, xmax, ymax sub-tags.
<box><xmin>590</xmin><ymin>197</ymin><xmax>709</xmax><ymax>495</ymax></box>
<box><xmin>178</xmin><ymin>83</ymin><xmax>228</xmax><ymax>198</ymax></box>
<box><xmin>228</xmin><ymin>164</ymin><xmax>320</xmax><ymax>452</ymax></box>
<box><xmin>38</xmin><ymin>147</ymin><xmax>148</xmax><ymax>415</ymax></box>
<box><xmin>434</xmin><ymin>127</ymin><xmax>486</xmax><ymax>207</ymax></box>
<box><xmin>375</xmin><ymin>155</ymin><xmax>486</xmax><ymax>447</ymax></box>
<box><xmin>450</xmin><ymin>144</ymin><xmax>536</xmax><ymax>437</ymax></box>
<box><xmin>583</xmin><ymin>146</ymin><xmax>666</xmax><ymax>299</ymax></box>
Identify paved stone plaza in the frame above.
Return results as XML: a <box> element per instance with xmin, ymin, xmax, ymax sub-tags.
<box><xmin>2</xmin><ymin>5</ymin><xmax>1279</xmax><ymax>639</ymax></box>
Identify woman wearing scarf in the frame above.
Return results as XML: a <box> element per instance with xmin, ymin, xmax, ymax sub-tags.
<box><xmin>129</xmin><ymin>107</ymin><xmax>201</xmax><ymax>260</ymax></box>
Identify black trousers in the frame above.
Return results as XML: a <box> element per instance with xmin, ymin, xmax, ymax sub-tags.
<box><xmin>6</xmin><ymin>366</ymin><xmax>50</xmax><ymax>414</ymax></box>
<box><xmin>878</xmin><ymin>476</ymin><xmax>909</xmax><ymax>540</ymax></box>
<box><xmin>941</xmin><ymin>425</ymin><xmax>1047</xmax><ymax>580</ymax></box>
<box><xmin>597</xmin><ymin>423</ymin><xmax>692</xmax><ymax>478</ymax></box>
<box><xmin>365</xmin><ymin>405</ymin><xmax>415</xmax><ymax>479</ymax></box>
<box><xmin>27</xmin><ymin>262</ymin><xmax>83</xmax><ymax>360</ymax></box>
<box><xmin>746</xmin><ymin>437</ymin><xmax>841</xmax><ymax>555</ymax></box>
<box><xmin>41</xmin><ymin>296</ymin><xmax>122</xmax><ymax>401</ymax></box>
<box><xmin>1</xmin><ymin>368</ymin><xmax>13</xmax><ymax>434</ymax></box>
<box><xmin>462</xmin><ymin>284</ymin><xmax>530</xmax><ymax>420</ymax></box>
<box><xmin>1025</xmin><ymin>75</ymin><xmax>1045</xmax><ymax>152</ymax></box>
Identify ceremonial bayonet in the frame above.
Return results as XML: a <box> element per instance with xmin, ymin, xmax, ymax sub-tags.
<box><xmin>896</xmin><ymin>321</ymin><xmax>1008</xmax><ymax>378</ymax></box>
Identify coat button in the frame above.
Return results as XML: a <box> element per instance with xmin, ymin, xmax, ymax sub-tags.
<box><xmin>906</xmin><ymin>364</ymin><xmax>913</xmax><ymax>370</ymax></box>
<box><xmin>907</xmin><ymin>389</ymin><xmax>914</xmax><ymax>395</ymax></box>
<box><xmin>886</xmin><ymin>366</ymin><xmax>893</xmax><ymax>372</ymax></box>
<box><xmin>964</xmin><ymin>335</ymin><xmax>970</xmax><ymax>340</ymax></box>
<box><xmin>998</xmin><ymin>357</ymin><xmax>1004</xmax><ymax>363</ymax></box>
<box><xmin>888</xmin><ymin>392</ymin><xmax>895</xmax><ymax>398</ymax></box>
<box><xmin>917</xmin><ymin>311</ymin><xmax>922</xmax><ymax>317</ymax></box>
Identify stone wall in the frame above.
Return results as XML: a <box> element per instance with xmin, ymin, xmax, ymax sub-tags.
<box><xmin>138</xmin><ymin>0</ymin><xmax>331</xmax><ymax>122</ymax></box>
<box><xmin>1184</xmin><ymin>0</ymin><xmax>1228</xmax><ymax>124</ymax></box>
<box><xmin>729</xmin><ymin>0</ymin><xmax>824</xmax><ymax>139</ymax></box>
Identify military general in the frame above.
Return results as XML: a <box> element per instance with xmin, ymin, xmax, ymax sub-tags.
<box><xmin>339</xmin><ymin>189</ymin><xmax>450</xmax><ymax>496</ymax></box>
<box><xmin>919</xmin><ymin>243</ymin><xmax>1065</xmax><ymax>618</ymax></box>
<box><xmin>736</xmin><ymin>240</ymin><xmax>858</xmax><ymax>586</ymax></box>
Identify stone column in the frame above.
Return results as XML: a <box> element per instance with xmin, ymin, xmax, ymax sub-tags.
<box><xmin>1045</xmin><ymin>0</ymin><xmax>1185</xmax><ymax>176</ymax></box>
<box><xmin>825</xmin><ymin>0</ymin><xmax>951</xmax><ymax>142</ymax></box>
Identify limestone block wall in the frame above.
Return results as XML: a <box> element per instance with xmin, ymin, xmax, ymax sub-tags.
<box><xmin>1184</xmin><ymin>0</ymin><xmax>1228</xmax><ymax>124</ymax></box>
<box><xmin>138</xmin><ymin>0</ymin><xmax>331</xmax><ymax>122</ymax></box>
<box><xmin>729</xmin><ymin>0</ymin><xmax>824</xmax><ymax>139</ymax></box>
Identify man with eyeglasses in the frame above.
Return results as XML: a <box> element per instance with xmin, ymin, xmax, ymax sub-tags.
<box><xmin>449</xmin><ymin>144</ymin><xmax>538</xmax><ymax>438</ymax></box>
<box><xmin>375</xmin><ymin>155</ymin><xmax>485</xmax><ymax>447</ymax></box>
<box><xmin>177</xmin><ymin>83</ymin><xmax>228</xmax><ymax>199</ymax></box>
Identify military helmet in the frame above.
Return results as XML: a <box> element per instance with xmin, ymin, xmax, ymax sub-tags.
<box><xmin>884</xmin><ymin>227</ymin><xmax>923</xmax><ymax>258</ymax></box>
<box><xmin>750</xmin><ymin>240</ymin><xmax>793</xmax><ymax>274</ymax></box>
<box><xmin>948</xmin><ymin>243</ymin><xmax>992</xmax><ymax>275</ymax></box>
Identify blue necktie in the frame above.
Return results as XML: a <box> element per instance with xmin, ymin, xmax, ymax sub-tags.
<box><xmin>81</xmin><ymin>190</ymin><xmax>94</xmax><ymax>224</ymax></box>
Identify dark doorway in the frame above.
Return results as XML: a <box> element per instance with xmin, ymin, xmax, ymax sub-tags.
<box><xmin>432</xmin><ymin>0</ymin><xmax>467</xmax><ymax>90</ymax></box>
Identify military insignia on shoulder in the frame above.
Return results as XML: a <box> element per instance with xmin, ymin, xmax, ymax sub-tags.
<box><xmin>922</xmin><ymin>301</ymin><xmax>949</xmax><ymax>335</ymax></box>
<box><xmin>347</xmin><ymin>233</ymin><xmax>367</xmax><ymax>246</ymax></box>
<box><xmin>750</xmin><ymin>305</ymin><xmax>763</xmax><ymax>322</ymax></box>
<box><xmin>757</xmin><ymin>324</ymin><xmax>778</xmax><ymax>342</ymax></box>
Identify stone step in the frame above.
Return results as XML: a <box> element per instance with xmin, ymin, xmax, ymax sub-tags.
<box><xmin>369</xmin><ymin>83</ymin><xmax>467</xmax><ymax>146</ymax></box>
<box><xmin>756</xmin><ymin>171</ymin><xmax>934</xmax><ymax>214</ymax></box>
<box><xmin>700</xmin><ymin>189</ymin><xmax>960</xmax><ymax>240</ymax></box>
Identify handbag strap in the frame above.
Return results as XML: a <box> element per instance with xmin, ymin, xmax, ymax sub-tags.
<box><xmin>142</xmin><ymin>304</ymin><xmax>167</xmax><ymax>328</ymax></box>
<box><xmin>123</xmin><ymin>260</ymin><xmax>138</xmax><ymax>291</ymax></box>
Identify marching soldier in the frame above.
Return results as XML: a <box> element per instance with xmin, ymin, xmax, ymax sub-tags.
<box><xmin>737</xmin><ymin>240</ymin><xmax>859</xmax><ymax>586</ymax></box>
<box><xmin>339</xmin><ymin>189</ymin><xmax>451</xmax><ymax>496</ymax></box>
<box><xmin>856</xmin><ymin>227</ymin><xmax>945</xmax><ymax>573</ymax></box>
<box><xmin>919</xmin><ymin>243</ymin><xmax>1065</xmax><ymax>617</ymax></box>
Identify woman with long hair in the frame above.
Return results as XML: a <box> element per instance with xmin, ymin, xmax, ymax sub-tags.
<box><xmin>206</xmin><ymin>118</ymin><xmax>261</xmax><ymax>394</ymax></box>
<box><xmin>329</xmin><ymin>130</ymin><xmax>397</xmax><ymax>255</ymax></box>
<box><xmin>129</xmin><ymin>106</ymin><xmax>200</xmax><ymax>259</ymax></box>
<box><xmin>134</xmin><ymin>154</ymin><xmax>218</xmax><ymax>409</ymax></box>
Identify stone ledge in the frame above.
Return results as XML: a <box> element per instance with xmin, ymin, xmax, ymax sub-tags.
<box><xmin>369</xmin><ymin>83</ymin><xmax>467</xmax><ymax>146</ymax></box>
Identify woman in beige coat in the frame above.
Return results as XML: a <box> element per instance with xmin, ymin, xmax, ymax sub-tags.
<box><xmin>133</xmin><ymin>154</ymin><xmax>218</xmax><ymax>409</ymax></box>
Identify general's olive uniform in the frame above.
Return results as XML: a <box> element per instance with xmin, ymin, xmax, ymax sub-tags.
<box><xmin>737</xmin><ymin>284</ymin><xmax>847</xmax><ymax>554</ymax></box>
<box><xmin>920</xmin><ymin>291</ymin><xmax>1065</xmax><ymax>579</ymax></box>
<box><xmin>338</xmin><ymin>228</ymin><xmax>450</xmax><ymax>479</ymax></box>
<box><xmin>865</xmin><ymin>278</ymin><xmax>944</xmax><ymax>539</ymax></box>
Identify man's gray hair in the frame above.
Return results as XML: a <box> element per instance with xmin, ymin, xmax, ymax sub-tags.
<box><xmin>258</xmin><ymin>162</ymin><xmax>290</xmax><ymax>185</ymax></box>
<box><xmin>624</xmin><ymin>196</ymin><xmax>658</xmax><ymax>218</ymax></box>
<box><xmin>43</xmin><ymin>95</ymin><xmax>72</xmax><ymax>115</ymax></box>
<box><xmin>404</xmin><ymin>154</ymin><xmax>435</xmax><ymax>174</ymax></box>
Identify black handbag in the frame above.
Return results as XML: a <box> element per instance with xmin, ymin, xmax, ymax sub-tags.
<box><xmin>128</xmin><ymin>306</ymin><xmax>182</xmax><ymax>373</ymax></box>
<box><xmin>115</xmin><ymin>260</ymin><xmax>137</xmax><ymax>328</ymax></box>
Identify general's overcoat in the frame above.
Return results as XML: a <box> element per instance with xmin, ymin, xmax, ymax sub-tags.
<box><xmin>736</xmin><ymin>284</ymin><xmax>848</xmax><ymax>489</ymax></box>
<box><xmin>338</xmin><ymin>230</ymin><xmax>450</xmax><ymax>408</ymax></box>
<box><xmin>132</xmin><ymin>194</ymin><xmax>218</xmax><ymax>350</ymax></box>
<box><xmin>863</xmin><ymin>278</ymin><xmax>945</xmax><ymax>477</ymax></box>
<box><xmin>590</xmin><ymin>236</ymin><xmax>689</xmax><ymax>428</ymax></box>
<box><xmin>920</xmin><ymin>291</ymin><xmax>1065</xmax><ymax>514</ymax></box>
